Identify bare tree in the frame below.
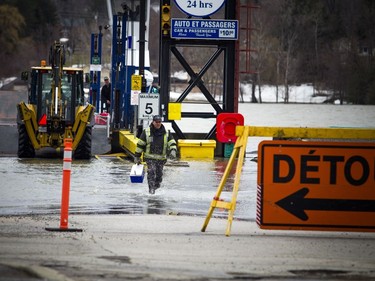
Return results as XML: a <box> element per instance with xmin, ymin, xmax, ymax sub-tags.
<box><xmin>252</xmin><ymin>3</ymin><xmax>272</xmax><ymax>103</ymax></box>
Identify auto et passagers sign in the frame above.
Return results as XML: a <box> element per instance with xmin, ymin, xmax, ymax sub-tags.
<box><xmin>171</xmin><ymin>18</ymin><xmax>238</xmax><ymax>40</ymax></box>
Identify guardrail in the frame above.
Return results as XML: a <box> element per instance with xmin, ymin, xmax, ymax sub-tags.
<box><xmin>236</xmin><ymin>126</ymin><xmax>375</xmax><ymax>140</ymax></box>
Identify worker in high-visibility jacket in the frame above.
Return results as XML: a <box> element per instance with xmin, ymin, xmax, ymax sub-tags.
<box><xmin>134</xmin><ymin>115</ymin><xmax>177</xmax><ymax>194</ymax></box>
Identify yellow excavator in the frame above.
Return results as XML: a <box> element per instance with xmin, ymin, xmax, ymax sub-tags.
<box><xmin>17</xmin><ymin>41</ymin><xmax>95</xmax><ymax>159</ymax></box>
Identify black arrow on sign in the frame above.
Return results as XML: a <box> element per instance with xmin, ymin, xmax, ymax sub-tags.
<box><xmin>275</xmin><ymin>187</ymin><xmax>375</xmax><ymax>221</ymax></box>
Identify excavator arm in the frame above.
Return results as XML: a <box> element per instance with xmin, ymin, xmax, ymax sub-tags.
<box><xmin>48</xmin><ymin>41</ymin><xmax>66</xmax><ymax>130</ymax></box>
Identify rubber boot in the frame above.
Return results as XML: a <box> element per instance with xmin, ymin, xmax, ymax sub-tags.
<box><xmin>149</xmin><ymin>183</ymin><xmax>155</xmax><ymax>194</ymax></box>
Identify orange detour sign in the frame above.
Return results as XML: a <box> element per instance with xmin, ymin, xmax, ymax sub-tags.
<box><xmin>257</xmin><ymin>140</ymin><xmax>375</xmax><ymax>232</ymax></box>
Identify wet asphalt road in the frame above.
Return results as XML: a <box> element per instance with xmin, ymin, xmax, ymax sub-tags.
<box><xmin>1</xmin><ymin>214</ymin><xmax>375</xmax><ymax>281</ymax></box>
<box><xmin>1</xmin><ymin>102</ymin><xmax>375</xmax><ymax>280</ymax></box>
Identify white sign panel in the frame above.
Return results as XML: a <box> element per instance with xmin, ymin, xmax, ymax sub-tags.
<box><xmin>138</xmin><ymin>93</ymin><xmax>160</xmax><ymax>119</ymax></box>
<box><xmin>89</xmin><ymin>64</ymin><xmax>102</xmax><ymax>71</ymax></box>
<box><xmin>131</xmin><ymin>90</ymin><xmax>140</xmax><ymax>105</ymax></box>
<box><xmin>174</xmin><ymin>0</ymin><xmax>226</xmax><ymax>17</ymax></box>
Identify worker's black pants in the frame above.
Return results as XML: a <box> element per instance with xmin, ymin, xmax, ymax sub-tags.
<box><xmin>145</xmin><ymin>159</ymin><xmax>167</xmax><ymax>190</ymax></box>
<box><xmin>101</xmin><ymin>102</ymin><xmax>110</xmax><ymax>113</ymax></box>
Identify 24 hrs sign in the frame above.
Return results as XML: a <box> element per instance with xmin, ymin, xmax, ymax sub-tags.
<box><xmin>174</xmin><ymin>0</ymin><xmax>226</xmax><ymax>17</ymax></box>
<box><xmin>257</xmin><ymin>140</ymin><xmax>375</xmax><ymax>232</ymax></box>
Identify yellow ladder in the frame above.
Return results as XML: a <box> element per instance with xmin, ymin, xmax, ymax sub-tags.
<box><xmin>201</xmin><ymin>126</ymin><xmax>249</xmax><ymax>237</ymax></box>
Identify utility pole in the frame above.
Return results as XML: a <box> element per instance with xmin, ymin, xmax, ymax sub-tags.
<box><xmin>139</xmin><ymin>0</ymin><xmax>146</xmax><ymax>93</ymax></box>
<box><xmin>137</xmin><ymin>0</ymin><xmax>147</xmax><ymax>136</ymax></box>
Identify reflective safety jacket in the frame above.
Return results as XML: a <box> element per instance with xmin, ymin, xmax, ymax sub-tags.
<box><xmin>135</xmin><ymin>124</ymin><xmax>177</xmax><ymax>160</ymax></box>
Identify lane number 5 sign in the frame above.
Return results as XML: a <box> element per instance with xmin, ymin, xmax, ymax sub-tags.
<box><xmin>138</xmin><ymin>93</ymin><xmax>160</xmax><ymax>119</ymax></box>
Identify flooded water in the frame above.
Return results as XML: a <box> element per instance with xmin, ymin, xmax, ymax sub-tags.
<box><xmin>1</xmin><ymin>103</ymin><xmax>374</xmax><ymax>220</ymax></box>
<box><xmin>0</xmin><ymin>156</ymin><xmax>257</xmax><ymax>220</ymax></box>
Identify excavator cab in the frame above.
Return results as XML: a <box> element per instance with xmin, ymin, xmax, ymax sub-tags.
<box><xmin>33</xmin><ymin>68</ymin><xmax>84</xmax><ymax>131</ymax></box>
